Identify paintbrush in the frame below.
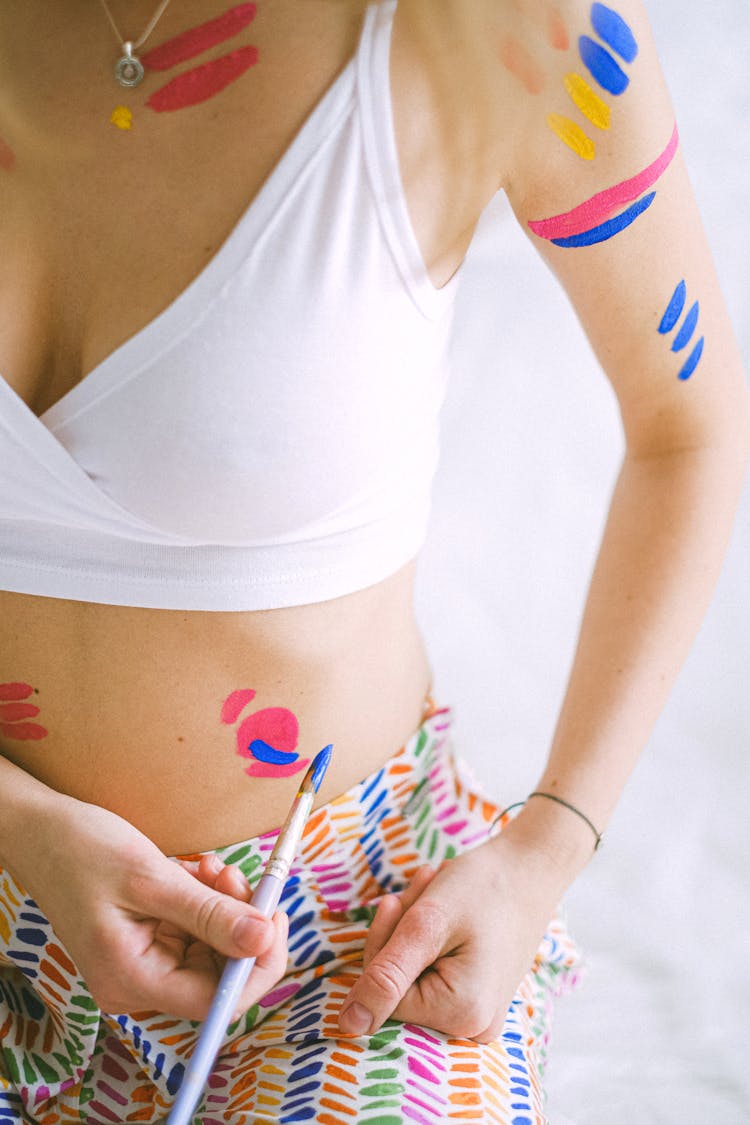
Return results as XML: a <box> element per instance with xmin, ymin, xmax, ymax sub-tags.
<box><xmin>166</xmin><ymin>743</ymin><xmax>334</xmax><ymax>1125</ymax></box>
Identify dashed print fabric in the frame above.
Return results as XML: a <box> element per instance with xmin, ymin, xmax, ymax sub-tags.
<box><xmin>1</xmin><ymin>706</ymin><xmax>583</xmax><ymax>1123</ymax></box>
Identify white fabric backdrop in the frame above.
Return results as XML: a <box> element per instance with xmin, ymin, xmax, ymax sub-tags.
<box><xmin>415</xmin><ymin>2</ymin><xmax>749</xmax><ymax>1121</ymax></box>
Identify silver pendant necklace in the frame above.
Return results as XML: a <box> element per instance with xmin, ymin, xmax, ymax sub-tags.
<box><xmin>98</xmin><ymin>0</ymin><xmax>173</xmax><ymax>87</ymax></box>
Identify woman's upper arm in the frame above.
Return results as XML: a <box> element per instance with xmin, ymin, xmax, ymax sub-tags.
<box><xmin>459</xmin><ymin>0</ymin><xmax>750</xmax><ymax>456</ymax></box>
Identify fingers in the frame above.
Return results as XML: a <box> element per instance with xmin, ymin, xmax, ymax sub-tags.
<box><xmin>143</xmin><ymin>908</ymin><xmax>290</xmax><ymax>1022</ymax></box>
<box><xmin>146</xmin><ymin>861</ymin><xmax>275</xmax><ymax>961</ymax></box>
<box><xmin>233</xmin><ymin>910</ymin><xmax>290</xmax><ymax>1020</ymax></box>
<box><xmin>338</xmin><ymin>879</ymin><xmax>449</xmax><ymax>1037</ymax></box>
<box><xmin>179</xmin><ymin>855</ymin><xmax>253</xmax><ymax>902</ymax></box>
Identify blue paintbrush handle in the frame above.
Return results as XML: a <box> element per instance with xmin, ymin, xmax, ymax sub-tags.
<box><xmin>166</xmin><ymin>872</ymin><xmax>283</xmax><ymax>1125</ymax></box>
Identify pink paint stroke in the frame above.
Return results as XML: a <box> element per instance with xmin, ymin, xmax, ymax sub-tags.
<box><xmin>0</xmin><ymin>682</ymin><xmax>33</xmax><ymax>701</ymax></box>
<box><xmin>244</xmin><ymin>757</ymin><xmax>310</xmax><ymax>779</ymax></box>
<box><xmin>235</xmin><ymin>708</ymin><xmax>299</xmax><ymax>760</ymax></box>
<box><xmin>528</xmin><ymin>122</ymin><xmax>679</xmax><ymax>240</ymax></box>
<box><xmin>141</xmin><ymin>3</ymin><xmax>257</xmax><ymax>70</ymax></box>
<box><xmin>0</xmin><ymin>721</ymin><xmax>49</xmax><ymax>741</ymax></box>
<box><xmin>146</xmin><ymin>47</ymin><xmax>259</xmax><ymax>112</ymax></box>
<box><xmin>0</xmin><ymin>702</ymin><xmax>40</xmax><ymax>722</ymax></box>
<box><xmin>220</xmin><ymin>689</ymin><xmax>256</xmax><ymax>725</ymax></box>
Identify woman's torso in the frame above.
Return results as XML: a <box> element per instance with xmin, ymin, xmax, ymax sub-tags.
<box><xmin>0</xmin><ymin>0</ymin><xmax>516</xmax><ymax>855</ymax></box>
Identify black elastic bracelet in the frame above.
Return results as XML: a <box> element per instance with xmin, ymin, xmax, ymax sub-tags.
<box><xmin>528</xmin><ymin>791</ymin><xmax>603</xmax><ymax>851</ymax></box>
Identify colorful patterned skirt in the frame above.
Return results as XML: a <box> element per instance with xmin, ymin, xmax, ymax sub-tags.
<box><xmin>0</xmin><ymin>705</ymin><xmax>583</xmax><ymax>1124</ymax></box>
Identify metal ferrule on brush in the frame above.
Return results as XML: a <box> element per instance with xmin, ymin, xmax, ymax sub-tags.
<box><xmin>263</xmin><ymin>787</ymin><xmax>315</xmax><ymax>882</ymax></box>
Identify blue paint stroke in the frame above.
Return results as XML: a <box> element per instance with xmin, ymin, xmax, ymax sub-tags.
<box><xmin>591</xmin><ymin>4</ymin><xmax>639</xmax><ymax>63</ymax></box>
<box><xmin>658</xmin><ymin>280</ymin><xmax>687</xmax><ymax>333</ymax></box>
<box><xmin>678</xmin><ymin>336</ymin><xmax>704</xmax><ymax>380</ymax></box>
<box><xmin>249</xmin><ymin>738</ymin><xmax>299</xmax><ymax>765</ymax></box>
<box><xmin>579</xmin><ymin>35</ymin><xmax>630</xmax><ymax>95</ymax></box>
<box><xmin>551</xmin><ymin>191</ymin><xmax>655</xmax><ymax>247</ymax></box>
<box><xmin>671</xmin><ymin>301</ymin><xmax>700</xmax><ymax>352</ymax></box>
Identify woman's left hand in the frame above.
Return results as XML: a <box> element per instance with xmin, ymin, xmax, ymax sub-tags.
<box><xmin>336</xmin><ymin>828</ymin><xmax>579</xmax><ymax>1043</ymax></box>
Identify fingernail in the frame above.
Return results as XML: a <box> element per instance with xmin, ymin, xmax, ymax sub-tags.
<box><xmin>338</xmin><ymin>1002</ymin><xmax>372</xmax><ymax>1037</ymax></box>
<box><xmin>206</xmin><ymin>854</ymin><xmax>223</xmax><ymax>873</ymax></box>
<box><xmin>233</xmin><ymin>915</ymin><xmax>269</xmax><ymax>949</ymax></box>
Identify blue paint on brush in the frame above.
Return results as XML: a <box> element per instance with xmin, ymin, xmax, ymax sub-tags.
<box><xmin>551</xmin><ymin>191</ymin><xmax>655</xmax><ymax>247</ymax></box>
<box><xmin>671</xmin><ymin>301</ymin><xmax>700</xmax><ymax>352</ymax></box>
<box><xmin>579</xmin><ymin>35</ymin><xmax>630</xmax><ymax>95</ymax></box>
<box><xmin>310</xmin><ymin>744</ymin><xmax>333</xmax><ymax>793</ymax></box>
<box><xmin>678</xmin><ymin>337</ymin><xmax>704</xmax><ymax>380</ymax></box>
<box><xmin>659</xmin><ymin>280</ymin><xmax>687</xmax><ymax>333</ymax></box>
<box><xmin>591</xmin><ymin>3</ymin><xmax>639</xmax><ymax>63</ymax></box>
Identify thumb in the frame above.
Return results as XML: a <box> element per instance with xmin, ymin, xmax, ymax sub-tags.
<box><xmin>150</xmin><ymin>863</ymin><xmax>275</xmax><ymax>958</ymax></box>
<box><xmin>338</xmin><ymin>900</ymin><xmax>447</xmax><ymax>1037</ymax></box>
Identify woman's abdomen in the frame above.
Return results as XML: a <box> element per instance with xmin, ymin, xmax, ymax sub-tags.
<box><xmin>0</xmin><ymin>562</ymin><xmax>431</xmax><ymax>855</ymax></box>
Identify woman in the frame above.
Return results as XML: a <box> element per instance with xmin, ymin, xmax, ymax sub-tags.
<box><xmin>1</xmin><ymin>0</ymin><xmax>747</xmax><ymax>1121</ymax></box>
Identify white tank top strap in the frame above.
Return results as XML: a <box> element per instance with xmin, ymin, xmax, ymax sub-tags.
<box><xmin>357</xmin><ymin>0</ymin><xmax>459</xmax><ymax>320</ymax></box>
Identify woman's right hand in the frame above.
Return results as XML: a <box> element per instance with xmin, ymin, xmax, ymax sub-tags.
<box><xmin>11</xmin><ymin>790</ymin><xmax>289</xmax><ymax>1020</ymax></box>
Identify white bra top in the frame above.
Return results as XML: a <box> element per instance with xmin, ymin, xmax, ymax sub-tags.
<box><xmin>0</xmin><ymin>1</ymin><xmax>461</xmax><ymax>611</ymax></box>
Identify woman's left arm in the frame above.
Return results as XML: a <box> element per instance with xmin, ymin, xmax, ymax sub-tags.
<box><xmin>336</xmin><ymin>0</ymin><xmax>750</xmax><ymax>1041</ymax></box>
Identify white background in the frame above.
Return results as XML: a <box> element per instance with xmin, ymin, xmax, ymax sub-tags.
<box><xmin>415</xmin><ymin>2</ymin><xmax>749</xmax><ymax>1121</ymax></box>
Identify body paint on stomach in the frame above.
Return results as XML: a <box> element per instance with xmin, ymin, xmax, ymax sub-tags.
<box><xmin>0</xmin><ymin>683</ymin><xmax>48</xmax><ymax>742</ymax></box>
<box><xmin>528</xmin><ymin>122</ymin><xmax>679</xmax><ymax>247</ymax></box>
<box><xmin>221</xmin><ymin>690</ymin><xmax>310</xmax><ymax>779</ymax></box>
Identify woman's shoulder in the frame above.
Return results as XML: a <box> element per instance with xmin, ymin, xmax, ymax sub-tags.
<box><xmin>395</xmin><ymin>0</ymin><xmax>670</xmax><ymax>210</ymax></box>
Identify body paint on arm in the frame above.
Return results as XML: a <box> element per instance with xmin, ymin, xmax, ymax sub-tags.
<box><xmin>528</xmin><ymin>122</ymin><xmax>679</xmax><ymax>247</ymax></box>
<box><xmin>0</xmin><ymin>683</ymin><xmax>48</xmax><ymax>742</ymax></box>
<box><xmin>221</xmin><ymin>690</ymin><xmax>310</xmax><ymax>779</ymax></box>
<box><xmin>658</xmin><ymin>281</ymin><xmax>705</xmax><ymax>380</ymax></box>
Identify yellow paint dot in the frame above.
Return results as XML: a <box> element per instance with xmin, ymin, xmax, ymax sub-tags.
<box><xmin>110</xmin><ymin>105</ymin><xmax>133</xmax><ymax>130</ymax></box>
<box><xmin>563</xmin><ymin>73</ymin><xmax>611</xmax><ymax>130</ymax></box>
<box><xmin>546</xmin><ymin>113</ymin><xmax>596</xmax><ymax>160</ymax></box>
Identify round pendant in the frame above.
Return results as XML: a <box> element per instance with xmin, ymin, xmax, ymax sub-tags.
<box><xmin>115</xmin><ymin>43</ymin><xmax>144</xmax><ymax>88</ymax></box>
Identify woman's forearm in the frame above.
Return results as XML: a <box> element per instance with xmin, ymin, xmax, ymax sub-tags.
<box><xmin>0</xmin><ymin>753</ymin><xmax>66</xmax><ymax>877</ymax></box>
<box><xmin>501</xmin><ymin>431</ymin><xmax>749</xmax><ymax>876</ymax></box>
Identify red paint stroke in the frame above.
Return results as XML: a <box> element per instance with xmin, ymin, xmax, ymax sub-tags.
<box><xmin>146</xmin><ymin>46</ymin><xmax>258</xmax><ymax>112</ymax></box>
<box><xmin>244</xmin><ymin>756</ymin><xmax>309</xmax><ymax>779</ymax></box>
<box><xmin>142</xmin><ymin>3</ymin><xmax>257</xmax><ymax>70</ymax></box>
<box><xmin>1</xmin><ymin>721</ymin><xmax>49</xmax><ymax>741</ymax></box>
<box><xmin>529</xmin><ymin>122</ymin><xmax>679</xmax><ymax>239</ymax></box>
<box><xmin>0</xmin><ymin>702</ymin><xmax>40</xmax><ymax>722</ymax></box>
<box><xmin>499</xmin><ymin>35</ymin><xmax>546</xmax><ymax>95</ymax></box>
<box><xmin>0</xmin><ymin>682</ymin><xmax>34</xmax><ymax>701</ymax></box>
<box><xmin>220</xmin><ymin>688</ymin><xmax>256</xmax><ymax>725</ymax></box>
<box><xmin>0</xmin><ymin>135</ymin><xmax>15</xmax><ymax>172</ymax></box>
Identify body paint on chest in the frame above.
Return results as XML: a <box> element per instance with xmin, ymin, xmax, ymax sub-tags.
<box><xmin>0</xmin><ymin>683</ymin><xmax>48</xmax><ymax>742</ymax></box>
<box><xmin>143</xmin><ymin>3</ymin><xmax>259</xmax><ymax>114</ymax></box>
<box><xmin>528</xmin><ymin>122</ymin><xmax>679</xmax><ymax>247</ymax></box>
<box><xmin>0</xmin><ymin>135</ymin><xmax>15</xmax><ymax>172</ymax></box>
<box><xmin>658</xmin><ymin>280</ymin><xmax>705</xmax><ymax>380</ymax></box>
<box><xmin>108</xmin><ymin>4</ymin><xmax>259</xmax><ymax>127</ymax></box>
<box><xmin>221</xmin><ymin>689</ymin><xmax>310</xmax><ymax>779</ymax></box>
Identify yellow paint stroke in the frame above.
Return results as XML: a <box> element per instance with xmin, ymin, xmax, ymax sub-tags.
<box><xmin>110</xmin><ymin>105</ymin><xmax>134</xmax><ymax>130</ymax></box>
<box><xmin>546</xmin><ymin>113</ymin><xmax>596</xmax><ymax>160</ymax></box>
<box><xmin>564</xmin><ymin>73</ymin><xmax>611</xmax><ymax>130</ymax></box>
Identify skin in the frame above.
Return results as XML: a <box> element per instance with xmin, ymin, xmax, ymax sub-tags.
<box><xmin>1</xmin><ymin>0</ymin><xmax>749</xmax><ymax>1043</ymax></box>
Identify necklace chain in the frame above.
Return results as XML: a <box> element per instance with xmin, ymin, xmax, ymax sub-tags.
<box><xmin>98</xmin><ymin>0</ymin><xmax>173</xmax><ymax>53</ymax></box>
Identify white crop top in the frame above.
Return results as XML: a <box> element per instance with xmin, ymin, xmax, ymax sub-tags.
<box><xmin>0</xmin><ymin>1</ymin><xmax>461</xmax><ymax>611</ymax></box>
